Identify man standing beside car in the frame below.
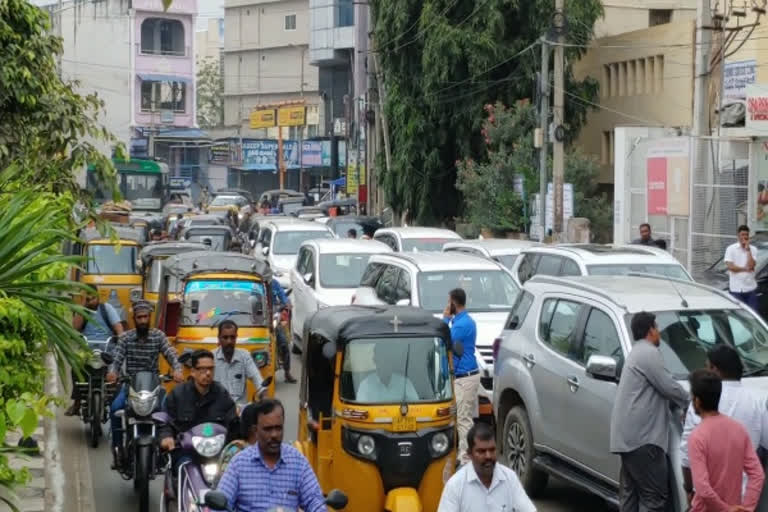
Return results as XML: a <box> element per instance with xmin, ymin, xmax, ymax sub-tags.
<box><xmin>725</xmin><ymin>225</ymin><xmax>759</xmax><ymax>310</ymax></box>
<box><xmin>443</xmin><ymin>288</ymin><xmax>479</xmax><ymax>467</ymax></box>
<box><xmin>610</xmin><ymin>311</ymin><xmax>689</xmax><ymax>512</ymax></box>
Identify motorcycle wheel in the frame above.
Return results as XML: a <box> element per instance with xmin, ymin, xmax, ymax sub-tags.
<box><xmin>89</xmin><ymin>392</ymin><xmax>102</xmax><ymax>449</ymax></box>
<box><xmin>135</xmin><ymin>444</ymin><xmax>152</xmax><ymax>512</ymax></box>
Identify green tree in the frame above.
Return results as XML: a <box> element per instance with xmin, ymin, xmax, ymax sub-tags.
<box><xmin>371</xmin><ymin>0</ymin><xmax>602</xmax><ymax>225</ymax></box>
<box><xmin>196</xmin><ymin>57</ymin><xmax>224</xmax><ymax>129</ymax></box>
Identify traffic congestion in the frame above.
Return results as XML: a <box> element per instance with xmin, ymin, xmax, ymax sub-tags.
<box><xmin>53</xmin><ymin>187</ymin><xmax>768</xmax><ymax>512</ymax></box>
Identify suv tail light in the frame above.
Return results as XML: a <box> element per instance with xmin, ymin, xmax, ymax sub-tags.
<box><xmin>492</xmin><ymin>337</ymin><xmax>502</xmax><ymax>361</ymax></box>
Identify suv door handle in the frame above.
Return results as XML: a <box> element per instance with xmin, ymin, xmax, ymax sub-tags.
<box><xmin>522</xmin><ymin>353</ymin><xmax>536</xmax><ymax>368</ymax></box>
<box><xmin>567</xmin><ymin>376</ymin><xmax>580</xmax><ymax>392</ymax></box>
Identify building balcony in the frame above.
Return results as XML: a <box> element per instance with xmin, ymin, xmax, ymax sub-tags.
<box><xmin>309</xmin><ymin>25</ymin><xmax>354</xmax><ymax>65</ymax></box>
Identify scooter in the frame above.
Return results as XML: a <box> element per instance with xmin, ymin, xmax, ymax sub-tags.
<box><xmin>202</xmin><ymin>488</ymin><xmax>349</xmax><ymax>512</ymax></box>
<box><xmin>75</xmin><ymin>336</ymin><xmax>116</xmax><ymax>448</ymax></box>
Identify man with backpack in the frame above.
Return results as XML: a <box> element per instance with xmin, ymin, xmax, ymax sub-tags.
<box><xmin>65</xmin><ymin>292</ymin><xmax>124</xmax><ymax>415</ymax></box>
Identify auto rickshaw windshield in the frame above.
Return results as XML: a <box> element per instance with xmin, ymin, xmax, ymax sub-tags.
<box><xmin>182</xmin><ymin>280</ymin><xmax>267</xmax><ymax>327</ymax></box>
<box><xmin>87</xmin><ymin>245</ymin><xmax>138</xmax><ymax>274</ymax></box>
<box><xmin>340</xmin><ymin>337</ymin><xmax>453</xmax><ymax>404</ymax></box>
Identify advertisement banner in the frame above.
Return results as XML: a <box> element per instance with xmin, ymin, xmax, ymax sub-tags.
<box><xmin>302</xmin><ymin>141</ymin><xmax>322</xmax><ymax>166</ymax></box>
<box><xmin>278</xmin><ymin>106</ymin><xmax>306</xmax><ymax>127</ymax></box>
<box><xmin>647</xmin><ymin>157</ymin><xmax>668</xmax><ymax>215</ymax></box>
<box><xmin>250</xmin><ymin>109</ymin><xmax>276</xmax><ymax>129</ymax></box>
<box><xmin>646</xmin><ymin>138</ymin><xmax>689</xmax><ymax>216</ymax></box>
<box><xmin>724</xmin><ymin>60</ymin><xmax>756</xmax><ymax>101</ymax></box>
<box><xmin>241</xmin><ymin>140</ymin><xmax>300</xmax><ymax>170</ymax></box>
<box><xmin>210</xmin><ymin>141</ymin><xmax>231</xmax><ymax>164</ymax></box>
<box><xmin>747</xmin><ymin>84</ymin><xmax>768</xmax><ymax>131</ymax></box>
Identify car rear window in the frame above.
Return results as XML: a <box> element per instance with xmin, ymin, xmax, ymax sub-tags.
<box><xmin>506</xmin><ymin>291</ymin><xmax>534</xmax><ymax>330</ymax></box>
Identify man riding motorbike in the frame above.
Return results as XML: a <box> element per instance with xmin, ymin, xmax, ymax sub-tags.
<box><xmin>66</xmin><ymin>292</ymin><xmax>124</xmax><ymax>416</ymax></box>
<box><xmin>271</xmin><ymin>278</ymin><xmax>295</xmax><ymax>383</ymax></box>
<box><xmin>107</xmin><ymin>300</ymin><xmax>183</xmax><ymax>468</ymax></box>
<box><xmin>213</xmin><ymin>320</ymin><xmax>265</xmax><ymax>406</ymax></box>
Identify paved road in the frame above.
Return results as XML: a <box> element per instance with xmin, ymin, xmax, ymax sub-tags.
<box><xmin>58</xmin><ymin>353</ymin><xmax>613</xmax><ymax>512</ymax></box>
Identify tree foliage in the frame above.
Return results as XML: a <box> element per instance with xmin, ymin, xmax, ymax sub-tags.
<box><xmin>196</xmin><ymin>57</ymin><xmax>224</xmax><ymax>130</ymax></box>
<box><xmin>371</xmin><ymin>0</ymin><xmax>603</xmax><ymax>225</ymax></box>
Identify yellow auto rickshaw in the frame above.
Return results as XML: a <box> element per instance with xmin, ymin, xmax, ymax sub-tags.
<box><xmin>137</xmin><ymin>241</ymin><xmax>210</xmax><ymax>323</ymax></box>
<box><xmin>155</xmin><ymin>251</ymin><xmax>276</xmax><ymax>398</ymax></box>
<box><xmin>71</xmin><ymin>226</ymin><xmax>144</xmax><ymax>329</ymax></box>
<box><xmin>295</xmin><ymin>305</ymin><xmax>457</xmax><ymax>512</ymax></box>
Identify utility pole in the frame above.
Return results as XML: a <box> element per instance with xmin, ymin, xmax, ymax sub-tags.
<box><xmin>538</xmin><ymin>39</ymin><xmax>550</xmax><ymax>239</ymax></box>
<box><xmin>552</xmin><ymin>0</ymin><xmax>565</xmax><ymax>237</ymax></box>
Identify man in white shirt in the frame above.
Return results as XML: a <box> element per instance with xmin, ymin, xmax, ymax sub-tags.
<box><xmin>724</xmin><ymin>225</ymin><xmax>759</xmax><ymax>310</ymax></box>
<box><xmin>438</xmin><ymin>422</ymin><xmax>536</xmax><ymax>512</ymax></box>
<box><xmin>356</xmin><ymin>344</ymin><xmax>419</xmax><ymax>403</ymax></box>
<box><xmin>213</xmin><ymin>320</ymin><xmax>265</xmax><ymax>405</ymax></box>
<box><xmin>680</xmin><ymin>343</ymin><xmax>768</xmax><ymax>503</ymax></box>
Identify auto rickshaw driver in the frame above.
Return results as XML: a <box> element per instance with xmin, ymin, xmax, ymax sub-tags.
<box><xmin>356</xmin><ymin>342</ymin><xmax>419</xmax><ymax>402</ymax></box>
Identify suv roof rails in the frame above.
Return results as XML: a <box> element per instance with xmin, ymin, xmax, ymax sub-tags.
<box><xmin>527</xmin><ymin>275</ymin><xmax>628</xmax><ymax>310</ymax></box>
<box><xmin>623</xmin><ymin>272</ymin><xmax>742</xmax><ymax>307</ymax></box>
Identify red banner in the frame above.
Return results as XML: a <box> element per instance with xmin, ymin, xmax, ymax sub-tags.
<box><xmin>647</xmin><ymin>157</ymin><xmax>668</xmax><ymax>215</ymax></box>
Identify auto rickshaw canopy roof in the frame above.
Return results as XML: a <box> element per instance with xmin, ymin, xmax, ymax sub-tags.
<box><xmin>139</xmin><ymin>241</ymin><xmax>210</xmax><ymax>267</ymax></box>
<box><xmin>162</xmin><ymin>250</ymin><xmax>272</xmax><ymax>281</ymax></box>
<box><xmin>82</xmin><ymin>226</ymin><xmax>144</xmax><ymax>244</ymax></box>
<box><xmin>303</xmin><ymin>305</ymin><xmax>452</xmax><ymax>353</ymax></box>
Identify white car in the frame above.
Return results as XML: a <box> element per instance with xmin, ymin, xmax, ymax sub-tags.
<box><xmin>443</xmin><ymin>239</ymin><xmax>539</xmax><ymax>270</ymax></box>
<box><xmin>352</xmin><ymin>252</ymin><xmax>521</xmax><ymax>412</ymax></box>
<box><xmin>254</xmin><ymin>218</ymin><xmax>334</xmax><ymax>289</ymax></box>
<box><xmin>373</xmin><ymin>227</ymin><xmax>461</xmax><ymax>252</ymax></box>
<box><xmin>290</xmin><ymin>238</ymin><xmax>392</xmax><ymax>349</ymax></box>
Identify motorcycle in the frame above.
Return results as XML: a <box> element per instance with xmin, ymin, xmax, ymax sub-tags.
<box><xmin>203</xmin><ymin>488</ymin><xmax>348</xmax><ymax>512</ymax></box>
<box><xmin>155</xmin><ymin>376</ymin><xmax>274</xmax><ymax>512</ymax></box>
<box><xmin>75</xmin><ymin>336</ymin><xmax>117</xmax><ymax>448</ymax></box>
<box><xmin>113</xmin><ymin>370</ymin><xmax>172</xmax><ymax>512</ymax></box>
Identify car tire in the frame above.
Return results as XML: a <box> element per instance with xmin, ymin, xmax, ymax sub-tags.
<box><xmin>502</xmin><ymin>406</ymin><xmax>548</xmax><ymax>497</ymax></box>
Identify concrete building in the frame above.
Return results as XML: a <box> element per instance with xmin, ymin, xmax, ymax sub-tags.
<box><xmin>222</xmin><ymin>0</ymin><xmax>321</xmax><ymax>138</ymax></box>
<box><xmin>196</xmin><ymin>17</ymin><xmax>224</xmax><ymax>63</ymax></box>
<box><xmin>593</xmin><ymin>0</ymin><xmax>696</xmax><ymax>38</ymax></box>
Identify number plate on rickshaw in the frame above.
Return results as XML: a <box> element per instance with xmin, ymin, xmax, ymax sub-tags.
<box><xmin>392</xmin><ymin>416</ymin><xmax>416</xmax><ymax>432</ymax></box>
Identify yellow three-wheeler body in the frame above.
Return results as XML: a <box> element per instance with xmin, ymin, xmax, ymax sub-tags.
<box><xmin>155</xmin><ymin>251</ymin><xmax>276</xmax><ymax>398</ymax></box>
<box><xmin>294</xmin><ymin>306</ymin><xmax>457</xmax><ymax>512</ymax></box>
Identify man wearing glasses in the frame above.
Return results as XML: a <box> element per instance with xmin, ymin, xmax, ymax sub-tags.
<box><xmin>609</xmin><ymin>312</ymin><xmax>689</xmax><ymax>512</ymax></box>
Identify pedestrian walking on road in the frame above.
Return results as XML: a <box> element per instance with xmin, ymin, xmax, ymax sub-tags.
<box><xmin>687</xmin><ymin>369</ymin><xmax>764</xmax><ymax>512</ymax></box>
<box><xmin>443</xmin><ymin>288</ymin><xmax>479</xmax><ymax>467</ymax></box>
<box><xmin>610</xmin><ymin>311</ymin><xmax>689</xmax><ymax>512</ymax></box>
<box><xmin>437</xmin><ymin>422</ymin><xmax>536</xmax><ymax>512</ymax></box>
<box><xmin>725</xmin><ymin>225</ymin><xmax>759</xmax><ymax>310</ymax></box>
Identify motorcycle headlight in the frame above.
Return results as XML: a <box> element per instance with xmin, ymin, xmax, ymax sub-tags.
<box><xmin>201</xmin><ymin>462</ymin><xmax>219</xmax><ymax>486</ymax></box>
<box><xmin>192</xmin><ymin>433</ymin><xmax>226</xmax><ymax>458</ymax></box>
<box><xmin>430</xmin><ymin>432</ymin><xmax>450</xmax><ymax>457</ymax></box>
<box><xmin>87</xmin><ymin>351</ymin><xmax>105</xmax><ymax>369</ymax></box>
<box><xmin>252</xmin><ymin>350</ymin><xmax>269</xmax><ymax>369</ymax></box>
<box><xmin>357</xmin><ymin>435</ymin><xmax>376</xmax><ymax>457</ymax></box>
<box><xmin>128</xmin><ymin>389</ymin><xmax>158</xmax><ymax>417</ymax></box>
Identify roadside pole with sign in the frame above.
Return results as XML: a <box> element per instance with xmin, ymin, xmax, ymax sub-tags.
<box><xmin>249</xmin><ymin>103</ymin><xmax>306</xmax><ymax>190</ymax></box>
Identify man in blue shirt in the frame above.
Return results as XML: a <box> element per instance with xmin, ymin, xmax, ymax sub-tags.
<box><xmin>443</xmin><ymin>288</ymin><xmax>479</xmax><ymax>466</ymax></box>
<box><xmin>217</xmin><ymin>399</ymin><xmax>326</xmax><ymax>512</ymax></box>
<box><xmin>271</xmin><ymin>279</ymin><xmax>296</xmax><ymax>383</ymax></box>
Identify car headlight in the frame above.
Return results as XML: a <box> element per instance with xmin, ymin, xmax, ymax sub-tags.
<box><xmin>357</xmin><ymin>435</ymin><xmax>376</xmax><ymax>457</ymax></box>
<box><xmin>128</xmin><ymin>389</ymin><xmax>158</xmax><ymax>417</ymax></box>
<box><xmin>192</xmin><ymin>433</ymin><xmax>226</xmax><ymax>458</ymax></box>
<box><xmin>201</xmin><ymin>462</ymin><xmax>219</xmax><ymax>486</ymax></box>
<box><xmin>430</xmin><ymin>431</ymin><xmax>450</xmax><ymax>457</ymax></box>
<box><xmin>252</xmin><ymin>350</ymin><xmax>269</xmax><ymax>369</ymax></box>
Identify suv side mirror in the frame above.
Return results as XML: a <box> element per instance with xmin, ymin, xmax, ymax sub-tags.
<box><xmin>262</xmin><ymin>246</ymin><xmax>270</xmax><ymax>256</ymax></box>
<box><xmin>586</xmin><ymin>355</ymin><xmax>618</xmax><ymax>382</ymax></box>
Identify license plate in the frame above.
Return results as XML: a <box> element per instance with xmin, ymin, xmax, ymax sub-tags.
<box><xmin>392</xmin><ymin>416</ymin><xmax>416</xmax><ymax>432</ymax></box>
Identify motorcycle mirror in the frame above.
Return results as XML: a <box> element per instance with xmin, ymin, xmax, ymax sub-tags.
<box><xmin>101</xmin><ymin>352</ymin><xmax>114</xmax><ymax>365</ymax></box>
<box><xmin>261</xmin><ymin>376</ymin><xmax>273</xmax><ymax>388</ymax></box>
<box><xmin>203</xmin><ymin>491</ymin><xmax>230</xmax><ymax>511</ymax></box>
<box><xmin>325</xmin><ymin>489</ymin><xmax>348</xmax><ymax>510</ymax></box>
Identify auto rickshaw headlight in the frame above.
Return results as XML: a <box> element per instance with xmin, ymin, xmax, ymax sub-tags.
<box><xmin>430</xmin><ymin>431</ymin><xmax>450</xmax><ymax>457</ymax></box>
<box><xmin>357</xmin><ymin>435</ymin><xmax>376</xmax><ymax>457</ymax></box>
<box><xmin>252</xmin><ymin>350</ymin><xmax>269</xmax><ymax>368</ymax></box>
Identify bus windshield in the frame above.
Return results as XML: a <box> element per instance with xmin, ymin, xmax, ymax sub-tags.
<box><xmin>122</xmin><ymin>173</ymin><xmax>163</xmax><ymax>210</ymax></box>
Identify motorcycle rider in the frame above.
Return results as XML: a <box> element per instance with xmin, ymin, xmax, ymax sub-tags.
<box><xmin>271</xmin><ymin>278</ymin><xmax>295</xmax><ymax>383</ymax></box>
<box><xmin>159</xmin><ymin>349</ymin><xmax>237</xmax><ymax>472</ymax></box>
<box><xmin>106</xmin><ymin>300</ymin><xmax>183</xmax><ymax>468</ymax></box>
<box><xmin>213</xmin><ymin>320</ymin><xmax>265</xmax><ymax>406</ymax></box>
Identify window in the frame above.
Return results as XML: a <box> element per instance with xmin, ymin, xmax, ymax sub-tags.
<box><xmin>539</xmin><ymin>299</ymin><xmax>583</xmax><ymax>358</ymax></box>
<box><xmin>335</xmin><ymin>0</ymin><xmax>353</xmax><ymax>27</ymax></box>
<box><xmin>296</xmin><ymin>247</ymin><xmax>311</xmax><ymax>273</ymax></box>
<box><xmin>395</xmin><ymin>270</ymin><xmax>411</xmax><ymax>303</ymax></box>
<box><xmin>506</xmin><ymin>291</ymin><xmax>534</xmax><ymax>330</ymax></box>
<box><xmin>417</xmin><ymin>270</ymin><xmax>519</xmax><ymax>312</ymax></box>
<box><xmin>141</xmin><ymin>18</ymin><xmax>185</xmax><ymax>56</ymax></box>
<box><xmin>140</xmin><ymin>80</ymin><xmax>187</xmax><ymax>113</ymax></box>
<box><xmin>517</xmin><ymin>254</ymin><xmax>539</xmax><ymax>284</ymax></box>
<box><xmin>375</xmin><ymin>265</ymin><xmax>401</xmax><ymax>304</ymax></box>
<box><xmin>578</xmin><ymin>308</ymin><xmax>622</xmax><ymax>366</ymax></box>
<box><xmin>536</xmin><ymin>255</ymin><xmax>563</xmax><ymax>276</ymax></box>
<box><xmin>561</xmin><ymin>258</ymin><xmax>581</xmax><ymax>276</ymax></box>
<box><xmin>87</xmin><ymin>245</ymin><xmax>137</xmax><ymax>274</ymax></box>
<box><xmin>649</xmin><ymin>9</ymin><xmax>673</xmax><ymax>27</ymax></box>
<box><xmin>284</xmin><ymin>14</ymin><xmax>297</xmax><ymax>30</ymax></box>
<box><xmin>258</xmin><ymin>228</ymin><xmax>272</xmax><ymax>248</ymax></box>
<box><xmin>375</xmin><ymin>234</ymin><xmax>398</xmax><ymax>251</ymax></box>
<box><xmin>319</xmin><ymin>254</ymin><xmax>374</xmax><ymax>289</ymax></box>
<box><xmin>603</xmin><ymin>56</ymin><xmax>664</xmax><ymax>97</ymax></box>
<box><xmin>360</xmin><ymin>262</ymin><xmax>385</xmax><ymax>287</ymax></box>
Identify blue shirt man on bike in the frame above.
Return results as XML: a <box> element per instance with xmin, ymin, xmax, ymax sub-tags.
<box><xmin>271</xmin><ymin>278</ymin><xmax>295</xmax><ymax>383</ymax></box>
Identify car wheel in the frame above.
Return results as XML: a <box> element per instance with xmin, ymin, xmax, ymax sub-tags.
<box><xmin>503</xmin><ymin>405</ymin><xmax>548</xmax><ymax>497</ymax></box>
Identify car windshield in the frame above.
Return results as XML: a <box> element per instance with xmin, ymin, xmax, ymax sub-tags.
<box><xmin>402</xmin><ymin>238</ymin><xmax>454</xmax><ymax>252</ymax></box>
<box><xmin>494</xmin><ymin>254</ymin><xmax>518</xmax><ymax>270</ymax></box>
<box><xmin>182</xmin><ymin>280</ymin><xmax>267</xmax><ymax>327</ymax></box>
<box><xmin>625</xmin><ymin>309</ymin><xmax>768</xmax><ymax>379</ymax></box>
<box><xmin>418</xmin><ymin>270</ymin><xmax>519</xmax><ymax>312</ymax></box>
<box><xmin>210</xmin><ymin>195</ymin><xmax>246</xmax><ymax>207</ymax></box>
<box><xmin>273</xmin><ymin>231</ymin><xmax>333</xmax><ymax>255</ymax></box>
<box><xmin>319</xmin><ymin>253</ymin><xmax>373</xmax><ymax>288</ymax></box>
<box><xmin>87</xmin><ymin>245</ymin><xmax>137</xmax><ymax>274</ymax></box>
<box><xmin>340</xmin><ymin>337</ymin><xmax>453</xmax><ymax>404</ymax></box>
<box><xmin>587</xmin><ymin>263</ymin><xmax>691</xmax><ymax>281</ymax></box>
<box><xmin>185</xmin><ymin>233</ymin><xmax>228</xmax><ymax>251</ymax></box>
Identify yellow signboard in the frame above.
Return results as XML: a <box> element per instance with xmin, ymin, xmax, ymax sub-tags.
<box><xmin>346</xmin><ymin>164</ymin><xmax>365</xmax><ymax>195</ymax></box>
<box><xmin>250</xmin><ymin>109</ymin><xmax>276</xmax><ymax>129</ymax></box>
<box><xmin>278</xmin><ymin>106</ymin><xmax>306</xmax><ymax>127</ymax></box>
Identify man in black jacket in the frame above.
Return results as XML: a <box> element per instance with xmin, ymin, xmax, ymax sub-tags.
<box><xmin>159</xmin><ymin>349</ymin><xmax>237</xmax><ymax>459</ymax></box>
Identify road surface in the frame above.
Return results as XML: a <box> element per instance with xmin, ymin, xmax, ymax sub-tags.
<box><xmin>56</xmin><ymin>353</ymin><xmax>613</xmax><ymax>512</ymax></box>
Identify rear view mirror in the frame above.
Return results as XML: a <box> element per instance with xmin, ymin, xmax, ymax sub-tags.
<box><xmin>203</xmin><ymin>491</ymin><xmax>230</xmax><ymax>511</ymax></box>
<box><xmin>303</xmin><ymin>273</ymin><xmax>314</xmax><ymax>286</ymax></box>
<box><xmin>325</xmin><ymin>489</ymin><xmax>348</xmax><ymax>510</ymax></box>
<box><xmin>586</xmin><ymin>355</ymin><xmax>618</xmax><ymax>382</ymax></box>
<box><xmin>261</xmin><ymin>376</ymin><xmax>273</xmax><ymax>388</ymax></box>
<box><xmin>191</xmin><ymin>300</ymin><xmax>200</xmax><ymax>314</ymax></box>
<box><xmin>508</xmin><ymin>315</ymin><xmax>520</xmax><ymax>329</ymax></box>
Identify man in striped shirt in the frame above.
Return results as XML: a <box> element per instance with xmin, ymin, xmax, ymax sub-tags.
<box><xmin>106</xmin><ymin>301</ymin><xmax>183</xmax><ymax>468</ymax></box>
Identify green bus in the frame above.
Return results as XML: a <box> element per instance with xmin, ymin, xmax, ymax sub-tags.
<box><xmin>88</xmin><ymin>158</ymin><xmax>170</xmax><ymax>212</ymax></box>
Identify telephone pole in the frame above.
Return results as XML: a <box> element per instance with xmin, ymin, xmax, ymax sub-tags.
<box><xmin>552</xmin><ymin>0</ymin><xmax>565</xmax><ymax>237</ymax></box>
<box><xmin>538</xmin><ymin>39</ymin><xmax>550</xmax><ymax>238</ymax></box>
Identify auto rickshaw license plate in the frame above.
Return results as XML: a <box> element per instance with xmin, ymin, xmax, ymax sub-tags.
<box><xmin>393</xmin><ymin>416</ymin><xmax>416</xmax><ymax>432</ymax></box>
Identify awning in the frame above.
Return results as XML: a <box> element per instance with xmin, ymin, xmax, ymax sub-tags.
<box><xmin>331</xmin><ymin>177</ymin><xmax>346</xmax><ymax>186</ymax></box>
<box><xmin>231</xmin><ymin>164</ymin><xmax>277</xmax><ymax>172</ymax></box>
<box><xmin>137</xmin><ymin>73</ymin><xmax>192</xmax><ymax>84</ymax></box>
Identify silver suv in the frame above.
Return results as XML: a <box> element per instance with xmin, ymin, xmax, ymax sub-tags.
<box><xmin>493</xmin><ymin>275</ymin><xmax>768</xmax><ymax>507</ymax></box>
